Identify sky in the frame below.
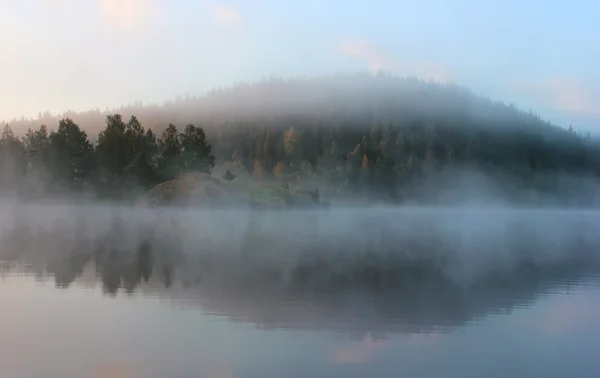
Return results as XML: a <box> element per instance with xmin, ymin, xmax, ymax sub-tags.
<box><xmin>0</xmin><ymin>0</ymin><xmax>598</xmax><ymax>130</ymax></box>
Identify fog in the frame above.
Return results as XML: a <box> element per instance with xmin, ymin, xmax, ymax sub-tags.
<box><xmin>2</xmin><ymin>72</ymin><xmax>600</xmax><ymax>338</ymax></box>
<box><xmin>1</xmin><ymin>158</ymin><xmax>599</xmax><ymax>337</ymax></box>
<box><xmin>1</xmin><ymin>73</ymin><xmax>573</xmax><ymax>140</ymax></box>
<box><xmin>1</xmin><ymin>199</ymin><xmax>599</xmax><ymax>336</ymax></box>
<box><xmin>389</xmin><ymin>168</ymin><xmax>600</xmax><ymax>208</ymax></box>
<box><xmin>2</xmin><ymin>200</ymin><xmax>598</xmax><ymax>287</ymax></box>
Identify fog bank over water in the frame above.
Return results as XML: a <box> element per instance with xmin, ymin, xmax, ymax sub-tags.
<box><xmin>1</xmin><ymin>203</ymin><xmax>598</xmax><ymax>284</ymax></box>
<box><xmin>1</xmin><ymin>203</ymin><xmax>600</xmax><ymax>335</ymax></box>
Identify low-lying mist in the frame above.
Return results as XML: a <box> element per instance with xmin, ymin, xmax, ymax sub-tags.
<box><xmin>1</xmin><ymin>201</ymin><xmax>598</xmax><ymax>287</ymax></box>
<box><xmin>2</xmin><ymin>200</ymin><xmax>600</xmax><ymax>333</ymax></box>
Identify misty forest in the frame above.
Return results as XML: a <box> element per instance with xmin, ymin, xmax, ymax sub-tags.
<box><xmin>5</xmin><ymin>0</ymin><xmax>600</xmax><ymax>374</ymax></box>
<box><xmin>4</xmin><ymin>74</ymin><xmax>600</xmax><ymax>367</ymax></box>
<box><xmin>2</xmin><ymin>73</ymin><xmax>600</xmax><ymax>206</ymax></box>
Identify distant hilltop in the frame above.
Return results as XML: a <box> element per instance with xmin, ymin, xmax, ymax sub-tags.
<box><xmin>2</xmin><ymin>73</ymin><xmax>582</xmax><ymax>140</ymax></box>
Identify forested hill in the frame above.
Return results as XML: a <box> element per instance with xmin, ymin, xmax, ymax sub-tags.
<box><xmin>2</xmin><ymin>73</ymin><xmax>600</xmax><ymax>205</ymax></box>
<box><xmin>5</xmin><ymin>73</ymin><xmax>590</xmax><ymax>139</ymax></box>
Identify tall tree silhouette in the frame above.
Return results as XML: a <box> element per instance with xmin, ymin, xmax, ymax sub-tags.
<box><xmin>48</xmin><ymin>118</ymin><xmax>95</xmax><ymax>190</ymax></box>
<box><xmin>179</xmin><ymin>124</ymin><xmax>215</xmax><ymax>174</ymax></box>
<box><xmin>157</xmin><ymin>123</ymin><xmax>181</xmax><ymax>180</ymax></box>
<box><xmin>96</xmin><ymin>114</ymin><xmax>128</xmax><ymax>182</ymax></box>
<box><xmin>0</xmin><ymin>124</ymin><xmax>26</xmax><ymax>192</ymax></box>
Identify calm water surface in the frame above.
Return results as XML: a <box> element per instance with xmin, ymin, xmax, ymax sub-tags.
<box><xmin>1</xmin><ymin>205</ymin><xmax>600</xmax><ymax>378</ymax></box>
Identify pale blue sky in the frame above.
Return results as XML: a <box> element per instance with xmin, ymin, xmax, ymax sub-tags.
<box><xmin>1</xmin><ymin>0</ymin><xmax>598</xmax><ymax>130</ymax></box>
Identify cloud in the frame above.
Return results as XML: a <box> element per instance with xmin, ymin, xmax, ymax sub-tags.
<box><xmin>211</xmin><ymin>5</ymin><xmax>243</xmax><ymax>28</ymax></box>
<box><xmin>330</xmin><ymin>333</ymin><xmax>389</xmax><ymax>365</ymax></box>
<box><xmin>339</xmin><ymin>39</ymin><xmax>451</xmax><ymax>83</ymax></box>
<box><xmin>97</xmin><ymin>0</ymin><xmax>157</xmax><ymax>30</ymax></box>
<box><xmin>340</xmin><ymin>39</ymin><xmax>397</xmax><ymax>74</ymax></box>
<box><xmin>510</xmin><ymin>78</ymin><xmax>599</xmax><ymax>117</ymax></box>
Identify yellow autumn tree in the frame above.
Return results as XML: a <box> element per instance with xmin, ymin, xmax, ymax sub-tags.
<box><xmin>283</xmin><ymin>127</ymin><xmax>297</xmax><ymax>155</ymax></box>
<box><xmin>273</xmin><ymin>161</ymin><xmax>284</xmax><ymax>178</ymax></box>
<box><xmin>253</xmin><ymin>160</ymin><xmax>265</xmax><ymax>179</ymax></box>
<box><xmin>362</xmin><ymin>154</ymin><xmax>369</xmax><ymax>169</ymax></box>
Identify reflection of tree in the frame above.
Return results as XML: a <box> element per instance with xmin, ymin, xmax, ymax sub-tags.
<box><xmin>0</xmin><ymin>214</ymin><xmax>182</xmax><ymax>295</ymax></box>
<box><xmin>1</xmin><ymin>209</ymin><xmax>600</xmax><ymax>338</ymax></box>
<box><xmin>101</xmin><ymin>249</ymin><xmax>122</xmax><ymax>295</ymax></box>
<box><xmin>162</xmin><ymin>263</ymin><xmax>174</xmax><ymax>288</ymax></box>
<box><xmin>47</xmin><ymin>252</ymin><xmax>89</xmax><ymax>289</ymax></box>
<box><xmin>241</xmin><ymin>211</ymin><xmax>263</xmax><ymax>258</ymax></box>
<box><xmin>137</xmin><ymin>240</ymin><xmax>154</xmax><ymax>283</ymax></box>
<box><xmin>0</xmin><ymin>216</ymin><xmax>92</xmax><ymax>289</ymax></box>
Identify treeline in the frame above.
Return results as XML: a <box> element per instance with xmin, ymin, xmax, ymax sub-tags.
<box><xmin>2</xmin><ymin>74</ymin><xmax>600</xmax><ymax>203</ymax></box>
<box><xmin>0</xmin><ymin>116</ymin><xmax>215</xmax><ymax>199</ymax></box>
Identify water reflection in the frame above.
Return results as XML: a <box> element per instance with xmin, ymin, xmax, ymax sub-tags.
<box><xmin>2</xmin><ymin>205</ymin><xmax>600</xmax><ymax>337</ymax></box>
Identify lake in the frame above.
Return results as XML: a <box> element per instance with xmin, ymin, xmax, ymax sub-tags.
<box><xmin>1</xmin><ymin>204</ymin><xmax>600</xmax><ymax>378</ymax></box>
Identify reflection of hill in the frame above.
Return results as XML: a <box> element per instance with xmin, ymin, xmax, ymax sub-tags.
<box><xmin>162</xmin><ymin>257</ymin><xmax>599</xmax><ymax>337</ymax></box>
<box><xmin>1</xmin><ymin>204</ymin><xmax>600</xmax><ymax>336</ymax></box>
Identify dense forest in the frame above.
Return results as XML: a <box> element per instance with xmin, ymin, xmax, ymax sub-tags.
<box><xmin>2</xmin><ymin>73</ymin><xmax>599</xmax><ymax>205</ymax></box>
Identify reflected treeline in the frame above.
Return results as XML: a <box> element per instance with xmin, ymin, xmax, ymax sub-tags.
<box><xmin>1</xmin><ymin>205</ymin><xmax>600</xmax><ymax>335</ymax></box>
<box><xmin>0</xmin><ymin>209</ymin><xmax>184</xmax><ymax>295</ymax></box>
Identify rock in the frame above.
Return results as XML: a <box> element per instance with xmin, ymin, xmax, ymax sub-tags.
<box><xmin>139</xmin><ymin>173</ymin><xmax>237</xmax><ymax>207</ymax></box>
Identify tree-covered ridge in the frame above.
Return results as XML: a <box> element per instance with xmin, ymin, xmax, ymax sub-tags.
<box><xmin>4</xmin><ymin>73</ymin><xmax>591</xmax><ymax>139</ymax></box>
<box><xmin>1</xmin><ymin>73</ymin><xmax>599</xmax><ymax>204</ymax></box>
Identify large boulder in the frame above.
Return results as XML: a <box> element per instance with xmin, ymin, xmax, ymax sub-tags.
<box><xmin>140</xmin><ymin>173</ymin><xmax>330</xmax><ymax>210</ymax></box>
<box><xmin>140</xmin><ymin>173</ymin><xmax>244</xmax><ymax>207</ymax></box>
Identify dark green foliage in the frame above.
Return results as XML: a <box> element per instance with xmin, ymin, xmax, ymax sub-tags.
<box><xmin>124</xmin><ymin>120</ymin><xmax>160</xmax><ymax>189</ymax></box>
<box><xmin>96</xmin><ymin>114</ymin><xmax>128</xmax><ymax>178</ymax></box>
<box><xmin>23</xmin><ymin>124</ymin><xmax>51</xmax><ymax>171</ymax></box>
<box><xmin>0</xmin><ymin>124</ymin><xmax>27</xmax><ymax>192</ymax></box>
<box><xmin>2</xmin><ymin>75</ymin><xmax>600</xmax><ymax>203</ymax></box>
<box><xmin>0</xmin><ymin>116</ymin><xmax>217</xmax><ymax>199</ymax></box>
<box><xmin>48</xmin><ymin>118</ymin><xmax>95</xmax><ymax>189</ymax></box>
<box><xmin>157</xmin><ymin>123</ymin><xmax>182</xmax><ymax>181</ymax></box>
<box><xmin>310</xmin><ymin>188</ymin><xmax>320</xmax><ymax>202</ymax></box>
<box><xmin>179</xmin><ymin>124</ymin><xmax>215</xmax><ymax>174</ymax></box>
<box><xmin>223</xmin><ymin>170</ymin><xmax>236</xmax><ymax>181</ymax></box>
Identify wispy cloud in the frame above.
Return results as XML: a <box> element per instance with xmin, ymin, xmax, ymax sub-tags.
<box><xmin>211</xmin><ymin>4</ymin><xmax>243</xmax><ymax>28</ymax></box>
<box><xmin>97</xmin><ymin>0</ymin><xmax>157</xmax><ymax>30</ymax></box>
<box><xmin>510</xmin><ymin>77</ymin><xmax>599</xmax><ymax>117</ymax></box>
<box><xmin>339</xmin><ymin>39</ymin><xmax>451</xmax><ymax>83</ymax></box>
<box><xmin>340</xmin><ymin>39</ymin><xmax>397</xmax><ymax>74</ymax></box>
